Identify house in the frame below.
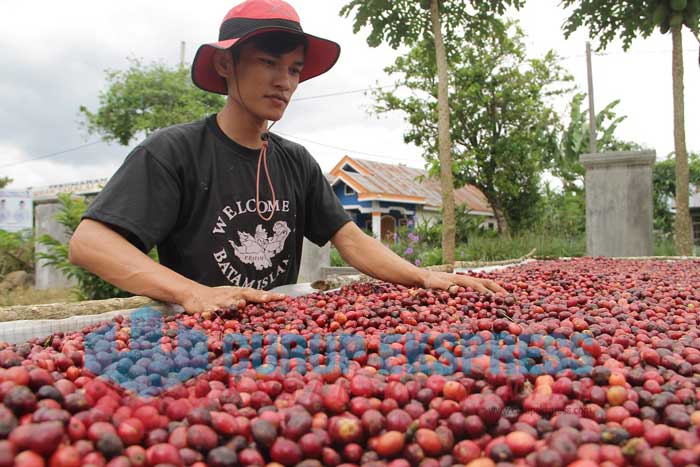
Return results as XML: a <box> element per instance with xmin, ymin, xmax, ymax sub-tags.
<box><xmin>327</xmin><ymin>156</ymin><xmax>495</xmax><ymax>240</ymax></box>
<box><xmin>670</xmin><ymin>186</ymin><xmax>700</xmax><ymax>246</ymax></box>
<box><xmin>691</xmin><ymin>189</ymin><xmax>700</xmax><ymax>245</ymax></box>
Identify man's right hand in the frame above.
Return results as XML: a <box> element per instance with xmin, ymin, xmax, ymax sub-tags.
<box><xmin>181</xmin><ymin>285</ymin><xmax>286</xmax><ymax>315</ymax></box>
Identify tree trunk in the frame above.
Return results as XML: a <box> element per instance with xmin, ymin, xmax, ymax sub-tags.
<box><xmin>672</xmin><ymin>27</ymin><xmax>693</xmax><ymax>255</ymax></box>
<box><xmin>430</xmin><ymin>0</ymin><xmax>456</xmax><ymax>263</ymax></box>
<box><xmin>492</xmin><ymin>205</ymin><xmax>510</xmax><ymax>239</ymax></box>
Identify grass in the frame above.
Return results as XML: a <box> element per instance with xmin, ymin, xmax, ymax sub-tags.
<box><xmin>331</xmin><ymin>232</ymin><xmax>697</xmax><ymax>268</ymax></box>
<box><xmin>458</xmin><ymin>233</ymin><xmax>586</xmax><ymax>261</ymax></box>
<box><xmin>0</xmin><ymin>288</ymin><xmax>75</xmax><ymax>307</ymax></box>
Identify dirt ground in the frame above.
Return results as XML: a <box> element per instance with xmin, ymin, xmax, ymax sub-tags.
<box><xmin>0</xmin><ymin>287</ymin><xmax>74</xmax><ymax>307</ymax></box>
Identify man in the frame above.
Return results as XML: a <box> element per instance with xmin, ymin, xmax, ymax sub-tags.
<box><xmin>69</xmin><ymin>0</ymin><xmax>505</xmax><ymax>315</ymax></box>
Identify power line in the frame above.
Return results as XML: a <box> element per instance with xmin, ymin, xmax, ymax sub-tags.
<box><xmin>0</xmin><ymin>140</ymin><xmax>105</xmax><ymax>170</ymax></box>
<box><xmin>0</xmin><ymin>85</ymin><xmax>397</xmax><ymax>168</ymax></box>
<box><xmin>293</xmin><ymin>84</ymin><xmax>396</xmax><ymax>101</ymax></box>
<box><xmin>274</xmin><ymin>130</ymin><xmax>420</xmax><ymax>164</ymax></box>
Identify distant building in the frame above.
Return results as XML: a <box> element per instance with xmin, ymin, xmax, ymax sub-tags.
<box><xmin>326</xmin><ymin>156</ymin><xmax>495</xmax><ymax>241</ymax></box>
<box><xmin>30</xmin><ymin>178</ymin><xmax>108</xmax><ymax>201</ymax></box>
<box><xmin>669</xmin><ymin>186</ymin><xmax>700</xmax><ymax>246</ymax></box>
<box><xmin>691</xmin><ymin>188</ymin><xmax>700</xmax><ymax>245</ymax></box>
<box><xmin>0</xmin><ymin>190</ymin><xmax>33</xmax><ymax>233</ymax></box>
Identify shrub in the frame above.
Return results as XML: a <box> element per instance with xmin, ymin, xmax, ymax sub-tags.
<box><xmin>0</xmin><ymin>229</ymin><xmax>34</xmax><ymax>278</ymax></box>
<box><xmin>37</xmin><ymin>193</ymin><xmax>158</xmax><ymax>301</ymax></box>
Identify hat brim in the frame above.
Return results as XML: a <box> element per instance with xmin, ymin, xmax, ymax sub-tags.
<box><xmin>191</xmin><ymin>27</ymin><xmax>341</xmax><ymax>95</ymax></box>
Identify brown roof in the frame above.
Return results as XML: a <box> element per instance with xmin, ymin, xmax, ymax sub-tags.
<box><xmin>328</xmin><ymin>156</ymin><xmax>493</xmax><ymax>215</ymax></box>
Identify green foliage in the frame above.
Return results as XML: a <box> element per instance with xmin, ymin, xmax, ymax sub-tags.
<box><xmin>552</xmin><ymin>93</ymin><xmax>645</xmax><ymax>189</ymax></box>
<box><xmin>540</xmin><ymin>93</ymin><xmax>643</xmax><ymax>240</ymax></box>
<box><xmin>388</xmin><ymin>227</ymin><xmax>442</xmax><ymax>267</ymax></box>
<box><xmin>562</xmin><ymin>0</ymin><xmax>698</xmax><ymax>256</ymax></box>
<box><xmin>0</xmin><ymin>177</ymin><xmax>12</xmax><ymax>189</ymax></box>
<box><xmin>425</xmin><ymin>207</ymin><xmax>497</xmax><ymax>244</ymax></box>
<box><xmin>37</xmin><ymin>194</ymin><xmax>159</xmax><ymax>301</ymax></box>
<box><xmin>653</xmin><ymin>152</ymin><xmax>700</xmax><ymax>234</ymax></box>
<box><xmin>330</xmin><ymin>247</ymin><xmax>348</xmax><ymax>267</ymax></box>
<box><xmin>37</xmin><ymin>194</ymin><xmax>128</xmax><ymax>300</ymax></box>
<box><xmin>560</xmin><ymin>0</ymin><xmax>698</xmax><ymax>50</ymax></box>
<box><xmin>374</xmin><ymin>20</ymin><xmax>571</xmax><ymax>234</ymax></box>
<box><xmin>80</xmin><ymin>58</ymin><xmax>225</xmax><ymax>146</ymax></box>
<box><xmin>457</xmin><ymin>233</ymin><xmax>587</xmax><ymax>261</ymax></box>
<box><xmin>654</xmin><ymin>235</ymin><xmax>678</xmax><ymax>256</ymax></box>
<box><xmin>340</xmin><ymin>0</ymin><xmax>525</xmax><ymax>50</ymax></box>
<box><xmin>341</xmin><ymin>0</ymin><xmax>528</xmax><ymax>261</ymax></box>
<box><xmin>538</xmin><ymin>184</ymin><xmax>587</xmax><ymax>238</ymax></box>
<box><xmin>413</xmin><ymin>218</ymin><xmax>442</xmax><ymax>247</ymax></box>
<box><xmin>382</xmin><ymin>230</ymin><xmax>587</xmax><ymax>264</ymax></box>
<box><xmin>455</xmin><ymin>207</ymin><xmax>496</xmax><ymax>244</ymax></box>
<box><xmin>0</xmin><ymin>229</ymin><xmax>34</xmax><ymax>277</ymax></box>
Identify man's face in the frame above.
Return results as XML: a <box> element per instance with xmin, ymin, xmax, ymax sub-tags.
<box><xmin>228</xmin><ymin>41</ymin><xmax>305</xmax><ymax>122</ymax></box>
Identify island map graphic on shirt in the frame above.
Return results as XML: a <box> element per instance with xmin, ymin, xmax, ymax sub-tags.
<box><xmin>210</xmin><ymin>197</ymin><xmax>294</xmax><ymax>290</ymax></box>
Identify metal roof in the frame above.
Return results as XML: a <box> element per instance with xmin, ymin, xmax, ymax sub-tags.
<box><xmin>328</xmin><ymin>157</ymin><xmax>493</xmax><ymax>215</ymax></box>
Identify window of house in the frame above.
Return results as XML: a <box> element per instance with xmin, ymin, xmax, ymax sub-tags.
<box><xmin>399</xmin><ymin>218</ymin><xmax>408</xmax><ymax>228</ymax></box>
<box><xmin>342</xmin><ymin>164</ymin><xmax>359</xmax><ymax>173</ymax></box>
<box><xmin>344</xmin><ymin>184</ymin><xmax>355</xmax><ymax>196</ymax></box>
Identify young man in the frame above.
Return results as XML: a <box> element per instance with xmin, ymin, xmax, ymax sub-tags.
<box><xmin>69</xmin><ymin>0</ymin><xmax>505</xmax><ymax>315</ymax></box>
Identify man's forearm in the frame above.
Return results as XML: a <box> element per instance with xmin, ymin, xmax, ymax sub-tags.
<box><xmin>69</xmin><ymin>219</ymin><xmax>202</xmax><ymax>305</ymax></box>
<box><xmin>331</xmin><ymin>223</ymin><xmax>429</xmax><ymax>287</ymax></box>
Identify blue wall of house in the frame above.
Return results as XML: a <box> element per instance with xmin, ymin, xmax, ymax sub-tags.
<box><xmin>333</xmin><ymin>183</ymin><xmax>371</xmax><ymax>208</ymax></box>
<box><xmin>333</xmin><ymin>182</ymin><xmax>418</xmax><ymax>230</ymax></box>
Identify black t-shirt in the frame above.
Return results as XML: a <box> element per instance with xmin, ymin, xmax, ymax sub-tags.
<box><xmin>84</xmin><ymin>114</ymin><xmax>350</xmax><ymax>290</ymax></box>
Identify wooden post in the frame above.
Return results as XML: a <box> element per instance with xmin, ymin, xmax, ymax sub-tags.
<box><xmin>586</xmin><ymin>42</ymin><xmax>597</xmax><ymax>154</ymax></box>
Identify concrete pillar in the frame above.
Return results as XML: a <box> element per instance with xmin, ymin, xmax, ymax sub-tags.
<box><xmin>580</xmin><ymin>150</ymin><xmax>655</xmax><ymax>257</ymax></box>
<box><xmin>371</xmin><ymin>212</ymin><xmax>381</xmax><ymax>239</ymax></box>
<box><xmin>297</xmin><ymin>238</ymin><xmax>330</xmax><ymax>283</ymax></box>
<box><xmin>34</xmin><ymin>203</ymin><xmax>77</xmax><ymax>289</ymax></box>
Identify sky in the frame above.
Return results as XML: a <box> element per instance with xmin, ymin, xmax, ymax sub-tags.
<box><xmin>1</xmin><ymin>0</ymin><xmax>699</xmax><ymax>191</ymax></box>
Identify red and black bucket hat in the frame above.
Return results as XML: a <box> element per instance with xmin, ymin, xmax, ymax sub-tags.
<box><xmin>191</xmin><ymin>0</ymin><xmax>341</xmax><ymax>95</ymax></box>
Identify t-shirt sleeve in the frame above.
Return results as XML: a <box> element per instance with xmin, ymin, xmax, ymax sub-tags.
<box><xmin>82</xmin><ymin>145</ymin><xmax>181</xmax><ymax>253</ymax></box>
<box><xmin>303</xmin><ymin>157</ymin><xmax>351</xmax><ymax>246</ymax></box>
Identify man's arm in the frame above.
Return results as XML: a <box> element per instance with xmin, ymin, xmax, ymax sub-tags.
<box><xmin>331</xmin><ymin>222</ymin><xmax>506</xmax><ymax>294</ymax></box>
<box><xmin>69</xmin><ymin>219</ymin><xmax>283</xmax><ymax>314</ymax></box>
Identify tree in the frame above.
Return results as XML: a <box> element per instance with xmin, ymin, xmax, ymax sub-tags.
<box><xmin>540</xmin><ymin>183</ymin><xmax>587</xmax><ymax>237</ymax></box>
<box><xmin>0</xmin><ymin>230</ymin><xmax>33</xmax><ymax>277</ymax></box>
<box><xmin>0</xmin><ymin>177</ymin><xmax>11</xmax><ymax>189</ymax></box>
<box><xmin>653</xmin><ymin>152</ymin><xmax>700</xmax><ymax>235</ymax></box>
<box><xmin>80</xmin><ymin>58</ymin><xmax>224</xmax><ymax>146</ymax></box>
<box><xmin>553</xmin><ymin>92</ymin><xmax>644</xmax><ymax>190</ymax></box>
<box><xmin>372</xmin><ymin>21</ymin><xmax>570</xmax><ymax>236</ymax></box>
<box><xmin>37</xmin><ymin>194</ymin><xmax>156</xmax><ymax>300</ymax></box>
<box><xmin>562</xmin><ymin>0</ymin><xmax>700</xmax><ymax>254</ymax></box>
<box><xmin>341</xmin><ymin>0</ymin><xmax>525</xmax><ymax>262</ymax></box>
<box><xmin>37</xmin><ymin>194</ymin><xmax>131</xmax><ymax>300</ymax></box>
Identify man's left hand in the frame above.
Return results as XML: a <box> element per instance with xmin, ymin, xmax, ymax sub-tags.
<box><xmin>421</xmin><ymin>270</ymin><xmax>507</xmax><ymax>295</ymax></box>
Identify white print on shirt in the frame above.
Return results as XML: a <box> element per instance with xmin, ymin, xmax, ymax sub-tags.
<box><xmin>212</xmin><ymin>198</ymin><xmax>291</xmax><ymax>234</ymax></box>
<box><xmin>213</xmin><ymin>249</ymin><xmax>289</xmax><ymax>289</ymax></box>
<box><xmin>230</xmin><ymin>221</ymin><xmax>291</xmax><ymax>271</ymax></box>
<box><xmin>211</xmin><ymin>198</ymin><xmax>292</xmax><ymax>288</ymax></box>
